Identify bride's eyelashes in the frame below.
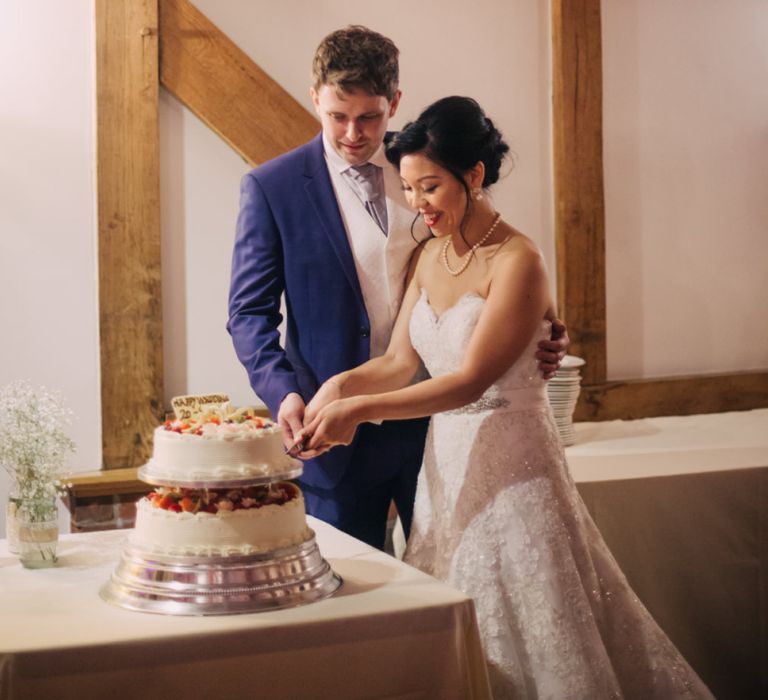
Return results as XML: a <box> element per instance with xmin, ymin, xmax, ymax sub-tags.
<box><xmin>399</xmin><ymin>184</ymin><xmax>438</xmax><ymax>194</ymax></box>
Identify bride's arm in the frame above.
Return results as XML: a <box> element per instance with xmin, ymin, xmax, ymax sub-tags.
<box><xmin>303</xmin><ymin>245</ymin><xmax>427</xmax><ymax>422</ymax></box>
<box><xmin>300</xmin><ymin>242</ymin><xmax>551</xmax><ymax>454</ymax></box>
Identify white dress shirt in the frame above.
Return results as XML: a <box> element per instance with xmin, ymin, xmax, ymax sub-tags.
<box><xmin>323</xmin><ymin>134</ymin><xmax>425</xmax><ymax>358</ymax></box>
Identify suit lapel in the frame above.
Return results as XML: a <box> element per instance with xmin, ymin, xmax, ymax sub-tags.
<box><xmin>302</xmin><ymin>135</ymin><xmax>366</xmax><ymax>310</ymax></box>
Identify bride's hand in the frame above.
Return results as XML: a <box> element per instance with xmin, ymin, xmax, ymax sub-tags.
<box><xmin>296</xmin><ymin>398</ymin><xmax>358</xmax><ymax>459</ymax></box>
<box><xmin>304</xmin><ymin>379</ymin><xmax>343</xmax><ymax>424</ymax></box>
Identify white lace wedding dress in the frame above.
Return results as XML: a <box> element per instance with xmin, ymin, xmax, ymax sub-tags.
<box><xmin>405</xmin><ymin>289</ymin><xmax>713</xmax><ymax>700</ymax></box>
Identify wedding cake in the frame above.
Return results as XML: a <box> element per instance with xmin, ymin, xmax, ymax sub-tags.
<box><xmin>103</xmin><ymin>395</ymin><xmax>340</xmax><ymax>615</ymax></box>
<box><xmin>143</xmin><ymin>409</ymin><xmax>296</xmax><ymax>482</ymax></box>
<box><xmin>131</xmin><ymin>396</ymin><xmax>311</xmax><ymax>557</ymax></box>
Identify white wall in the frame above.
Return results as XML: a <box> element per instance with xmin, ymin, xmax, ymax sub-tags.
<box><xmin>602</xmin><ymin>0</ymin><xmax>768</xmax><ymax>378</ymax></box>
<box><xmin>0</xmin><ymin>0</ymin><xmax>99</xmax><ymax>534</ymax></box>
<box><xmin>159</xmin><ymin>92</ymin><xmax>254</xmax><ymax>406</ymax></box>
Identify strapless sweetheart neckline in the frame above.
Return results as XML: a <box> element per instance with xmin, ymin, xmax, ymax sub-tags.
<box><xmin>418</xmin><ymin>288</ymin><xmax>484</xmax><ymax>324</ymax></box>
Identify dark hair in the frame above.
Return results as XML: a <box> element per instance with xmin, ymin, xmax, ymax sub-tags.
<box><xmin>312</xmin><ymin>26</ymin><xmax>399</xmax><ymax>101</ymax></box>
<box><xmin>386</xmin><ymin>96</ymin><xmax>510</xmax><ymax>244</ymax></box>
<box><xmin>386</xmin><ymin>96</ymin><xmax>509</xmax><ymax>187</ymax></box>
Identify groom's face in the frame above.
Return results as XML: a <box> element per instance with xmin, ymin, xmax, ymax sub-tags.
<box><xmin>311</xmin><ymin>84</ymin><xmax>401</xmax><ymax>166</ymax></box>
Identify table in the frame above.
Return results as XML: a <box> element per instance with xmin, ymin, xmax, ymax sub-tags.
<box><xmin>567</xmin><ymin>409</ymin><xmax>768</xmax><ymax>700</ymax></box>
<box><xmin>0</xmin><ymin>517</ymin><xmax>491</xmax><ymax>700</ymax></box>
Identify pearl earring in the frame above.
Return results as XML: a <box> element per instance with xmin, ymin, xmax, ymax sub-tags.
<box><xmin>472</xmin><ymin>187</ymin><xmax>483</xmax><ymax>201</ymax></box>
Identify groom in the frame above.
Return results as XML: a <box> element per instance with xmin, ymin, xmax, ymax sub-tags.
<box><xmin>228</xmin><ymin>26</ymin><xmax>568</xmax><ymax>549</ymax></box>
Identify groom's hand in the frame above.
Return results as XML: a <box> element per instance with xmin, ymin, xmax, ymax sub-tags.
<box><xmin>536</xmin><ymin>319</ymin><xmax>569</xmax><ymax>379</ymax></box>
<box><xmin>277</xmin><ymin>392</ymin><xmax>306</xmax><ymax>450</ymax></box>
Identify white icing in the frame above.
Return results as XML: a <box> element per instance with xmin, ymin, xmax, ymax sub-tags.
<box><xmin>130</xmin><ymin>495</ymin><xmax>312</xmax><ymax>556</ymax></box>
<box><xmin>143</xmin><ymin>424</ymin><xmax>295</xmax><ymax>480</ymax></box>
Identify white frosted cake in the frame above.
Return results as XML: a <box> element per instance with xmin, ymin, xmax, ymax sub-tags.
<box><xmin>132</xmin><ymin>403</ymin><xmax>312</xmax><ymax>557</ymax></box>
<box><xmin>143</xmin><ymin>409</ymin><xmax>297</xmax><ymax>482</ymax></box>
<box><xmin>130</xmin><ymin>482</ymin><xmax>311</xmax><ymax>556</ymax></box>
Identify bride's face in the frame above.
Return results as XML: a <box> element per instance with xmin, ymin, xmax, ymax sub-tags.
<box><xmin>399</xmin><ymin>152</ymin><xmax>470</xmax><ymax>237</ymax></box>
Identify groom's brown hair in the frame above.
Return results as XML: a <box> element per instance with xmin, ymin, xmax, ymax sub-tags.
<box><xmin>312</xmin><ymin>25</ymin><xmax>399</xmax><ymax>101</ymax></box>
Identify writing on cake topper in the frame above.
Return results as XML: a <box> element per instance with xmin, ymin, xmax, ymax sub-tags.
<box><xmin>171</xmin><ymin>394</ymin><xmax>230</xmax><ymax>420</ymax></box>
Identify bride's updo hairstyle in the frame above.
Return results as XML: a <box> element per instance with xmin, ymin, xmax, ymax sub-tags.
<box><xmin>386</xmin><ymin>96</ymin><xmax>510</xmax><ymax>201</ymax></box>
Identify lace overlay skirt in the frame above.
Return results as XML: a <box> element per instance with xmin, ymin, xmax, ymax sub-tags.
<box><xmin>405</xmin><ymin>405</ymin><xmax>714</xmax><ymax>700</ymax></box>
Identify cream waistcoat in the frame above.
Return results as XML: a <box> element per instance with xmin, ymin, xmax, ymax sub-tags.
<box><xmin>325</xmin><ymin>142</ymin><xmax>423</xmax><ymax>358</ymax></box>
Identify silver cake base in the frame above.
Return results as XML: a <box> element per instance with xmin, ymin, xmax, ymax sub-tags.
<box><xmin>100</xmin><ymin>533</ymin><xmax>342</xmax><ymax>616</ymax></box>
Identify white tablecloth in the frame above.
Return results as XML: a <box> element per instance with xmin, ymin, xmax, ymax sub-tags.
<box><xmin>566</xmin><ymin>409</ymin><xmax>768</xmax><ymax>700</ymax></box>
<box><xmin>0</xmin><ymin>517</ymin><xmax>491</xmax><ymax>700</ymax></box>
<box><xmin>567</xmin><ymin>408</ymin><xmax>768</xmax><ymax>481</ymax></box>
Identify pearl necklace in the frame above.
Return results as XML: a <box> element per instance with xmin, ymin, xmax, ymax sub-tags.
<box><xmin>441</xmin><ymin>212</ymin><xmax>502</xmax><ymax>277</ymax></box>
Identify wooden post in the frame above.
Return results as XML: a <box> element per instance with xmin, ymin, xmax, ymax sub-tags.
<box><xmin>551</xmin><ymin>0</ymin><xmax>607</xmax><ymax>386</ymax></box>
<box><xmin>96</xmin><ymin>0</ymin><xmax>164</xmax><ymax>467</ymax></box>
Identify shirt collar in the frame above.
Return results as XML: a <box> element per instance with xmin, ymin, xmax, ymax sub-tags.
<box><xmin>322</xmin><ymin>132</ymin><xmax>387</xmax><ymax>174</ymax></box>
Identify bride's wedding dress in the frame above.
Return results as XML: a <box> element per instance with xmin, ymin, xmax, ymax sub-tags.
<box><xmin>405</xmin><ymin>289</ymin><xmax>713</xmax><ymax>699</ymax></box>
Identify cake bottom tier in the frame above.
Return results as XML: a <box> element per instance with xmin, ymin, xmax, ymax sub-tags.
<box><xmin>100</xmin><ymin>534</ymin><xmax>342</xmax><ymax>615</ymax></box>
<box><xmin>130</xmin><ymin>482</ymin><xmax>310</xmax><ymax>557</ymax></box>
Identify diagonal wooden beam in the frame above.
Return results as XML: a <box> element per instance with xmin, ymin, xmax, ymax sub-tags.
<box><xmin>159</xmin><ymin>0</ymin><xmax>318</xmax><ymax>166</ymax></box>
<box><xmin>96</xmin><ymin>0</ymin><xmax>164</xmax><ymax>468</ymax></box>
<box><xmin>551</xmin><ymin>0</ymin><xmax>607</xmax><ymax>386</ymax></box>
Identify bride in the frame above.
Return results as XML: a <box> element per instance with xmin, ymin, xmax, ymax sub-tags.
<box><xmin>296</xmin><ymin>96</ymin><xmax>713</xmax><ymax>699</ymax></box>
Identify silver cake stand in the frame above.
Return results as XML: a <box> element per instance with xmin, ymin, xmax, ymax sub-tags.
<box><xmin>101</xmin><ymin>463</ymin><xmax>342</xmax><ymax>616</ymax></box>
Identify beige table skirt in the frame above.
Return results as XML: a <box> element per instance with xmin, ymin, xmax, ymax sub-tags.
<box><xmin>569</xmin><ymin>409</ymin><xmax>768</xmax><ymax>700</ymax></box>
<box><xmin>0</xmin><ymin>517</ymin><xmax>491</xmax><ymax>700</ymax></box>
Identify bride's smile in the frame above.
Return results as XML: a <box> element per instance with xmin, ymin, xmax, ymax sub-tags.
<box><xmin>398</xmin><ymin>152</ymin><xmax>471</xmax><ymax>238</ymax></box>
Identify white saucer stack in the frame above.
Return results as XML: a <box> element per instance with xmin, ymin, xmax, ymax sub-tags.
<box><xmin>546</xmin><ymin>355</ymin><xmax>585</xmax><ymax>446</ymax></box>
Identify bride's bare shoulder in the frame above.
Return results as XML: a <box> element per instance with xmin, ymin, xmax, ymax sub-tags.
<box><xmin>405</xmin><ymin>235</ymin><xmax>439</xmax><ymax>284</ymax></box>
<box><xmin>494</xmin><ymin>226</ymin><xmax>545</xmax><ymax>267</ymax></box>
<box><xmin>412</xmin><ymin>236</ymin><xmax>441</xmax><ymax>266</ymax></box>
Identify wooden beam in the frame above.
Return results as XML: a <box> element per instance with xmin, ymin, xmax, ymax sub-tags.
<box><xmin>159</xmin><ymin>0</ymin><xmax>318</xmax><ymax>166</ymax></box>
<box><xmin>551</xmin><ymin>0</ymin><xmax>607</xmax><ymax>386</ymax></box>
<box><xmin>96</xmin><ymin>0</ymin><xmax>164</xmax><ymax>468</ymax></box>
<box><xmin>574</xmin><ymin>371</ymin><xmax>768</xmax><ymax>422</ymax></box>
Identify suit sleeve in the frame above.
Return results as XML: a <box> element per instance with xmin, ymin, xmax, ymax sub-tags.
<box><xmin>227</xmin><ymin>172</ymin><xmax>301</xmax><ymax>417</ymax></box>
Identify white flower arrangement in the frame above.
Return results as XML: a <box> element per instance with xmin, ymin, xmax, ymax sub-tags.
<box><xmin>0</xmin><ymin>380</ymin><xmax>75</xmax><ymax>522</ymax></box>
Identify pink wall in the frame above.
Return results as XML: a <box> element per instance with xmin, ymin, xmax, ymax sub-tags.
<box><xmin>603</xmin><ymin>0</ymin><xmax>768</xmax><ymax>378</ymax></box>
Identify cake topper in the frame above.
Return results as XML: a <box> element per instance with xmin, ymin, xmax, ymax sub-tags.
<box><xmin>171</xmin><ymin>393</ymin><xmax>230</xmax><ymax>421</ymax></box>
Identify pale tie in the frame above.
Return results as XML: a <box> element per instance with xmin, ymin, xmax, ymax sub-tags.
<box><xmin>344</xmin><ymin>162</ymin><xmax>388</xmax><ymax>235</ymax></box>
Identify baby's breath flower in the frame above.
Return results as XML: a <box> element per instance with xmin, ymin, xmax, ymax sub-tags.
<box><xmin>0</xmin><ymin>380</ymin><xmax>75</xmax><ymax>521</ymax></box>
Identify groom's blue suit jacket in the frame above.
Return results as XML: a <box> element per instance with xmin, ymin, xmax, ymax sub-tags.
<box><xmin>228</xmin><ymin>133</ymin><xmax>427</xmax><ymax>493</ymax></box>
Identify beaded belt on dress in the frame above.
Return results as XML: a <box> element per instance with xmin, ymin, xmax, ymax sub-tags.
<box><xmin>442</xmin><ymin>386</ymin><xmax>549</xmax><ymax>415</ymax></box>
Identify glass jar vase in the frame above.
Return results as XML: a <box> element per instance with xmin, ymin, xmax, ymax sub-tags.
<box><xmin>16</xmin><ymin>495</ymin><xmax>59</xmax><ymax>568</ymax></box>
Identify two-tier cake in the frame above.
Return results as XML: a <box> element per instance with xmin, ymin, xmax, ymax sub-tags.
<box><xmin>131</xmin><ymin>407</ymin><xmax>311</xmax><ymax>556</ymax></box>
<box><xmin>101</xmin><ymin>395</ymin><xmax>341</xmax><ymax>615</ymax></box>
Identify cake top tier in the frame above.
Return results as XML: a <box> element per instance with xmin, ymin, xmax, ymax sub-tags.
<box><xmin>163</xmin><ymin>405</ymin><xmax>276</xmax><ymax>438</ymax></box>
<box><xmin>140</xmin><ymin>400</ymin><xmax>298</xmax><ymax>488</ymax></box>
